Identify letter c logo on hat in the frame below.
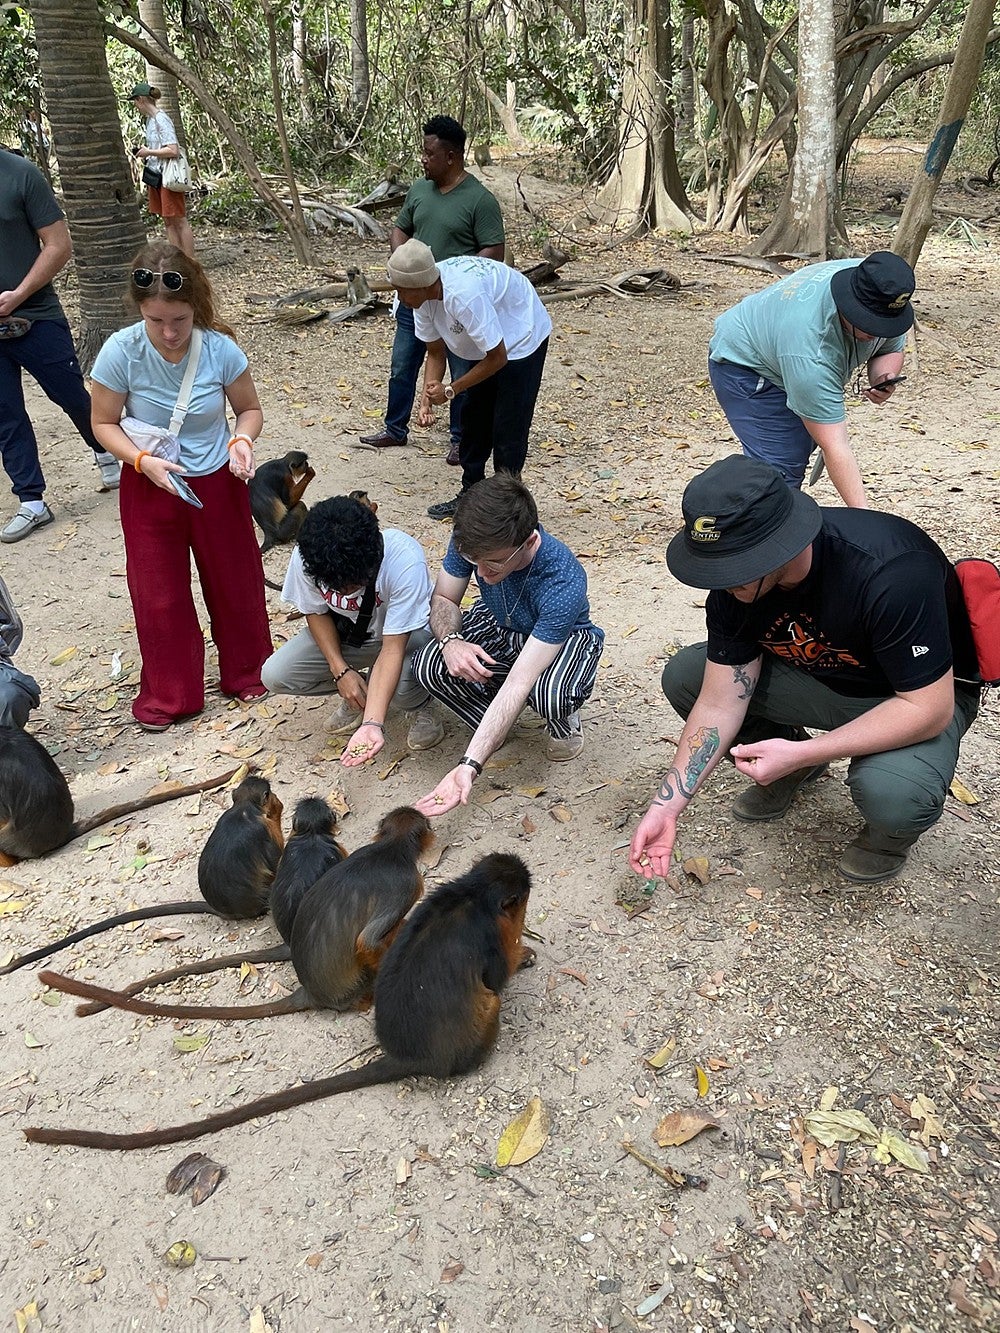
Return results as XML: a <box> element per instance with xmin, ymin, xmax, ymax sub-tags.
<box><xmin>692</xmin><ymin>515</ymin><xmax>720</xmax><ymax>543</ymax></box>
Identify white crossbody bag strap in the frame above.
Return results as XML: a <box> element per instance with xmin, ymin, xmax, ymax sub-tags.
<box><xmin>167</xmin><ymin>326</ymin><xmax>203</xmax><ymax>436</ymax></box>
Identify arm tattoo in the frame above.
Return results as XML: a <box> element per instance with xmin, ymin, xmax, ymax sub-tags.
<box><xmin>654</xmin><ymin>726</ymin><xmax>720</xmax><ymax>803</ymax></box>
<box><xmin>732</xmin><ymin>663</ymin><xmax>756</xmax><ymax>700</ymax></box>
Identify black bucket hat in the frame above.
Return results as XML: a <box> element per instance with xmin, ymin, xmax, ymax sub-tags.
<box><xmin>666</xmin><ymin>456</ymin><xmax>822</xmax><ymax>590</ymax></box>
<box><xmin>830</xmin><ymin>251</ymin><xmax>915</xmax><ymax>337</ymax></box>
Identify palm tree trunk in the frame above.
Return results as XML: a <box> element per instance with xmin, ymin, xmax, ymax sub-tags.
<box><xmin>30</xmin><ymin>0</ymin><xmax>147</xmax><ymax>368</ymax></box>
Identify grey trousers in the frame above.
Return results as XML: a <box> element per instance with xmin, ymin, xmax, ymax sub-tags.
<box><xmin>0</xmin><ymin>661</ymin><xmax>40</xmax><ymax>729</ymax></box>
<box><xmin>260</xmin><ymin>623</ymin><xmax>433</xmax><ymax>712</ymax></box>
<box><xmin>662</xmin><ymin>644</ymin><xmax>980</xmax><ymax>840</ymax></box>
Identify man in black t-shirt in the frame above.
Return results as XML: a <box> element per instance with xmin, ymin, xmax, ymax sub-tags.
<box><xmin>0</xmin><ymin>149</ymin><xmax>120</xmax><ymax>543</ymax></box>
<box><xmin>629</xmin><ymin>456</ymin><xmax>980</xmax><ymax>884</ymax></box>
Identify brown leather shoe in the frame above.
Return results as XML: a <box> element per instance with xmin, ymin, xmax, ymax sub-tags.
<box><xmin>359</xmin><ymin>430</ymin><xmax>408</xmax><ymax>448</ymax></box>
<box><xmin>732</xmin><ymin>763</ymin><xmax>828</xmax><ymax>822</ymax></box>
<box><xmin>446</xmin><ymin>440</ymin><xmax>461</xmax><ymax>466</ymax></box>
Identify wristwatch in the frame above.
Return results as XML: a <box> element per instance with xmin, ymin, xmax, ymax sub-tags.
<box><xmin>444</xmin><ymin>385</ymin><xmax>456</xmax><ymax>401</ymax></box>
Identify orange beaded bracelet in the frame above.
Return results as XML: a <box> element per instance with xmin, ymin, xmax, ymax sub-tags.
<box><xmin>134</xmin><ymin>450</ymin><xmax>150</xmax><ymax>474</ymax></box>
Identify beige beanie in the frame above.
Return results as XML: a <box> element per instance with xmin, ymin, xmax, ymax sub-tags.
<box><xmin>386</xmin><ymin>238</ymin><xmax>440</xmax><ymax>288</ymax></box>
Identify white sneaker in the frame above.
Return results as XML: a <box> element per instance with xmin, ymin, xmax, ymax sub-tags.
<box><xmin>406</xmin><ymin>703</ymin><xmax>444</xmax><ymax>752</ymax></box>
<box><xmin>326</xmin><ymin>697</ymin><xmax>363</xmax><ymax>735</ymax></box>
<box><xmin>95</xmin><ymin>451</ymin><xmax>121</xmax><ymax>489</ymax></box>
<box><xmin>546</xmin><ymin>711</ymin><xmax>584</xmax><ymax>762</ymax></box>
<box><xmin>1</xmin><ymin>503</ymin><xmax>54</xmax><ymax>544</ymax></box>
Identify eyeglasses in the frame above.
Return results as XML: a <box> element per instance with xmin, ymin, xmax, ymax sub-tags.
<box><xmin>460</xmin><ymin>538</ymin><xmax>528</xmax><ymax>574</ymax></box>
<box><xmin>132</xmin><ymin>268</ymin><xmax>185</xmax><ymax>291</ymax></box>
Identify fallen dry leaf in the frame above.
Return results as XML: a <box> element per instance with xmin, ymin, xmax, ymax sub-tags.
<box><xmin>79</xmin><ymin>1265</ymin><xmax>106</xmax><ymax>1285</ymax></box>
<box><xmin>440</xmin><ymin>1260</ymin><xmax>465</xmax><ymax>1283</ymax></box>
<box><xmin>683</xmin><ymin>856</ymin><xmax>710</xmax><ymax>885</ymax></box>
<box><xmin>949</xmin><ymin>776</ymin><xmax>980</xmax><ymax>805</ymax></box>
<box><xmin>304</xmin><ymin>1253</ymin><xmax>323</xmax><ymax>1269</ymax></box>
<box><xmin>653</xmin><ymin>1110</ymin><xmax>719</xmax><ymax>1147</ymax></box>
<box><xmin>645</xmin><ymin>1036</ymin><xmax>677</xmax><ymax>1069</ymax></box>
<box><xmin>694</xmin><ymin>1065</ymin><xmax>710</xmax><ymax>1098</ymax></box>
<box><xmin>497</xmin><ymin>1095</ymin><xmax>550</xmax><ymax>1167</ymax></box>
<box><xmin>558</xmin><ymin>967</ymin><xmax>588</xmax><ymax>986</ymax></box>
<box><xmin>149</xmin><ymin>1282</ymin><xmax>169</xmax><ymax>1311</ymax></box>
<box><xmin>804</xmin><ymin>1109</ymin><xmax>880</xmax><ymax>1147</ymax></box>
<box><xmin>395</xmin><ymin>1156</ymin><xmax>412</xmax><ymax>1185</ymax></box>
<box><xmin>549</xmin><ymin>803</ymin><xmax>572</xmax><ymax>823</ymax></box>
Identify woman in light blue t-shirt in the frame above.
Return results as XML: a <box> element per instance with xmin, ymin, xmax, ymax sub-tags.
<box><xmin>91</xmin><ymin>242</ymin><xmax>272</xmax><ymax>730</ymax></box>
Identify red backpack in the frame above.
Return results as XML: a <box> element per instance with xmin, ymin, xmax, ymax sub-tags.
<box><xmin>955</xmin><ymin>559</ymin><xmax>1000</xmax><ymax>686</ymax></box>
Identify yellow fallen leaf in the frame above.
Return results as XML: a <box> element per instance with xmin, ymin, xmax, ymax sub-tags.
<box><xmin>0</xmin><ymin>900</ymin><xmax>26</xmax><ymax>915</ymax></box>
<box><xmin>173</xmin><ymin>1032</ymin><xmax>211</xmax><ymax>1054</ymax></box>
<box><xmin>515</xmin><ymin>785</ymin><xmax>547</xmax><ymax>798</ymax></box>
<box><xmin>949</xmin><ymin>776</ymin><xmax>979</xmax><ymax>805</ymax></box>
<box><xmin>50</xmin><ymin>645</ymin><xmax>78</xmax><ymax>666</ymax></box>
<box><xmin>24</xmin><ymin>1032</ymin><xmax>45</xmax><ymax>1049</ymax></box>
<box><xmin>14</xmin><ymin>1301</ymin><xmax>39</xmax><ymax>1333</ymax></box>
<box><xmin>877</xmin><ymin>1129</ymin><xmax>929</xmax><ymax>1173</ymax></box>
<box><xmin>226</xmin><ymin>763</ymin><xmax>250</xmax><ymax>787</ymax></box>
<box><xmin>819</xmin><ymin>1085</ymin><xmax>839</xmax><ymax>1111</ymax></box>
<box><xmin>910</xmin><ymin>1093</ymin><xmax>945</xmax><ymax>1146</ymax></box>
<box><xmin>645</xmin><ymin>1036</ymin><xmax>677</xmax><ymax>1069</ymax></box>
<box><xmin>804</xmin><ymin>1109</ymin><xmax>880</xmax><ymax>1147</ymax></box>
<box><xmin>695</xmin><ymin>1065</ymin><xmax>710</xmax><ymax>1098</ymax></box>
<box><xmin>496</xmin><ymin>1095</ymin><xmax>550</xmax><ymax>1167</ymax></box>
<box><xmin>653</xmin><ymin>1110</ymin><xmax>719</xmax><ymax>1147</ymax></box>
<box><xmin>79</xmin><ymin>1265</ymin><xmax>106</xmax><ymax>1284</ymax></box>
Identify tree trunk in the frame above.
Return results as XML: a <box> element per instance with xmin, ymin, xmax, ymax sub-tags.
<box><xmin>349</xmin><ymin>0</ymin><xmax>370</xmax><ymax>121</ymax></box>
<box><xmin>594</xmin><ymin>0</ymin><xmax>691</xmax><ymax>233</ymax></box>
<box><xmin>262</xmin><ymin>0</ymin><xmax>313</xmax><ymax>265</ymax></box>
<box><xmin>137</xmin><ymin>0</ymin><xmax>186</xmax><ymax>152</ymax></box>
<box><xmin>679</xmin><ymin>15</ymin><xmax>695</xmax><ymax>135</ymax></box>
<box><xmin>751</xmin><ymin>0</ymin><xmax>845</xmax><ymax>256</ymax></box>
<box><xmin>30</xmin><ymin>0</ymin><xmax>147</xmax><ymax>368</ymax></box>
<box><xmin>292</xmin><ymin>2</ymin><xmax>311</xmax><ymax>120</ymax></box>
<box><xmin>894</xmin><ymin>0</ymin><xmax>996</xmax><ymax>268</ymax></box>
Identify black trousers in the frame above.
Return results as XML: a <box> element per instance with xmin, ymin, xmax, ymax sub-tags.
<box><xmin>459</xmin><ymin>337</ymin><xmax>548</xmax><ymax>489</ymax></box>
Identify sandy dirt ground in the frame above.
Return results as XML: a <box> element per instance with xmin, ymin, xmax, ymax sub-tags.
<box><xmin>1</xmin><ymin>154</ymin><xmax>998</xmax><ymax>1332</ymax></box>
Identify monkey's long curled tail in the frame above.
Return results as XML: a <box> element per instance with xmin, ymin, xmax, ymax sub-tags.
<box><xmin>39</xmin><ymin>969</ymin><xmax>310</xmax><ymax>1021</ymax></box>
<box><xmin>75</xmin><ymin>943</ymin><xmax>292</xmax><ymax>1017</ymax></box>
<box><xmin>0</xmin><ymin>902</ymin><xmax>215</xmax><ymax>977</ymax></box>
<box><xmin>24</xmin><ymin>1054</ymin><xmax>411</xmax><ymax>1150</ymax></box>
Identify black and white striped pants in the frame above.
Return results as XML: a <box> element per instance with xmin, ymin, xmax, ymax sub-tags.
<box><xmin>411</xmin><ymin>602</ymin><xmax>604</xmax><ymax>739</ymax></box>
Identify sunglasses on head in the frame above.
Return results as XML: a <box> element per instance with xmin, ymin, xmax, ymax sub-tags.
<box><xmin>132</xmin><ymin>268</ymin><xmax>185</xmax><ymax>291</ymax></box>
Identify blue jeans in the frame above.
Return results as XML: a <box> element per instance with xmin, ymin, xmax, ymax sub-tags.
<box><xmin>708</xmin><ymin>357</ymin><xmax>816</xmax><ymax>489</ymax></box>
<box><xmin>460</xmin><ymin>338</ymin><xmax>548</xmax><ymax>489</ymax></box>
<box><xmin>384</xmin><ymin>303</ymin><xmax>474</xmax><ymax>444</ymax></box>
<box><xmin>0</xmin><ymin>318</ymin><xmax>103</xmax><ymax>501</ymax></box>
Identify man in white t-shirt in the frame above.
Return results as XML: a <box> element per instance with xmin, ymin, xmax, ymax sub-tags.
<box><xmin>386</xmin><ymin>240</ymin><xmax>552</xmax><ymax>520</ymax></box>
<box><xmin>260</xmin><ymin>494</ymin><xmax>444</xmax><ymax>765</ymax></box>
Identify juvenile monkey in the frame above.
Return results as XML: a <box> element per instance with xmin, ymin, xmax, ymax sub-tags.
<box><xmin>75</xmin><ymin>796</ymin><xmax>346</xmax><ymax>1017</ymax></box>
<box><xmin>249</xmin><ymin>451</ymin><xmax>315</xmax><ymax>555</ymax></box>
<box><xmin>45</xmin><ymin>806</ymin><xmax>432</xmax><ymax>1021</ymax></box>
<box><xmin>0</xmin><ymin>775</ymin><xmax>280</xmax><ymax>978</ymax></box>
<box><xmin>0</xmin><ymin>725</ymin><xmax>237</xmax><ymax>868</ymax></box>
<box><xmin>26</xmin><ymin>851</ymin><xmax>533</xmax><ymax>1150</ymax></box>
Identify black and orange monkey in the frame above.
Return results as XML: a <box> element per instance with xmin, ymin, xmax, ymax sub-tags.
<box><xmin>0</xmin><ymin>775</ymin><xmax>281</xmax><ymax>979</ymax></box>
<box><xmin>0</xmin><ymin>725</ymin><xmax>238</xmax><ymax>868</ymax></box>
<box><xmin>26</xmin><ymin>851</ymin><xmax>533</xmax><ymax>1150</ymax></box>
<box><xmin>46</xmin><ymin>805</ymin><xmax>432</xmax><ymax>1022</ymax></box>
<box><xmin>75</xmin><ymin>795</ymin><xmax>346</xmax><ymax>1017</ymax></box>
<box><xmin>249</xmin><ymin>451</ymin><xmax>315</xmax><ymax>555</ymax></box>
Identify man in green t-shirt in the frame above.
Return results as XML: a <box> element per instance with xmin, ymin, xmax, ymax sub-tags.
<box><xmin>359</xmin><ymin>116</ymin><xmax>504</xmax><ymax>465</ymax></box>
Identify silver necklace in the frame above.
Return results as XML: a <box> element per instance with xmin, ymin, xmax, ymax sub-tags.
<box><xmin>499</xmin><ymin>558</ymin><xmax>535</xmax><ymax>628</ymax></box>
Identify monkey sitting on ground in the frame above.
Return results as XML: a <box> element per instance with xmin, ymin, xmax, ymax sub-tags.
<box><xmin>26</xmin><ymin>851</ymin><xmax>533</xmax><ymax>1149</ymax></box>
<box><xmin>249</xmin><ymin>451</ymin><xmax>315</xmax><ymax>556</ymax></box>
<box><xmin>0</xmin><ymin>726</ymin><xmax>237</xmax><ymax>869</ymax></box>
<box><xmin>45</xmin><ymin>806</ymin><xmax>432</xmax><ymax>1021</ymax></box>
<box><xmin>75</xmin><ymin>796</ymin><xmax>347</xmax><ymax>1017</ymax></box>
<box><xmin>0</xmin><ymin>774</ymin><xmax>282</xmax><ymax>978</ymax></box>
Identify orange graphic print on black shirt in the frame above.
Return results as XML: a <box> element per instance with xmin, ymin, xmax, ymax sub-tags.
<box><xmin>762</xmin><ymin>613</ymin><xmax>861</xmax><ymax>672</ymax></box>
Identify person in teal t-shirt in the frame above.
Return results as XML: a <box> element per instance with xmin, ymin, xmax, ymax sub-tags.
<box><xmin>708</xmin><ymin>252</ymin><xmax>915</xmax><ymax>508</ymax></box>
<box><xmin>358</xmin><ymin>116</ymin><xmax>504</xmax><ymax>463</ymax></box>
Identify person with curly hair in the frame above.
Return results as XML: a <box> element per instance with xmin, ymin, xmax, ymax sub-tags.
<box><xmin>260</xmin><ymin>494</ymin><xmax>444</xmax><ymax>765</ymax></box>
<box><xmin>90</xmin><ymin>241</ymin><xmax>271</xmax><ymax>730</ymax></box>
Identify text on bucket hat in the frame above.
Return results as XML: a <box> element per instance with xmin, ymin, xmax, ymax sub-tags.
<box><xmin>666</xmin><ymin>456</ymin><xmax>822</xmax><ymax>590</ymax></box>
<box><xmin>386</xmin><ymin>238</ymin><xmax>440</xmax><ymax>288</ymax></box>
<box><xmin>829</xmin><ymin>251</ymin><xmax>916</xmax><ymax>338</ymax></box>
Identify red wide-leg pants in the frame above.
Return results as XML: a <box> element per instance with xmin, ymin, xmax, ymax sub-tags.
<box><xmin>119</xmin><ymin>463</ymin><xmax>273</xmax><ymax>725</ymax></box>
